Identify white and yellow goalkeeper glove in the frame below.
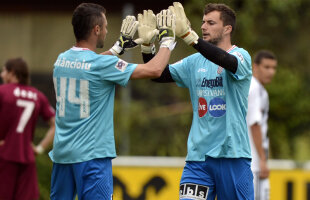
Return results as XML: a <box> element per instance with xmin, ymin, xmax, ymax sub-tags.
<box><xmin>169</xmin><ymin>2</ymin><xmax>198</xmax><ymax>46</ymax></box>
<box><xmin>138</xmin><ymin>10</ymin><xmax>158</xmax><ymax>54</ymax></box>
<box><xmin>156</xmin><ymin>9</ymin><xmax>176</xmax><ymax>51</ymax></box>
<box><xmin>110</xmin><ymin>16</ymin><xmax>144</xmax><ymax>56</ymax></box>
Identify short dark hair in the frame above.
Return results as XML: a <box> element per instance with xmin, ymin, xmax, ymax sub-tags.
<box><xmin>4</xmin><ymin>58</ymin><xmax>29</xmax><ymax>85</ymax></box>
<box><xmin>72</xmin><ymin>3</ymin><xmax>106</xmax><ymax>41</ymax></box>
<box><xmin>254</xmin><ymin>50</ymin><xmax>277</xmax><ymax>64</ymax></box>
<box><xmin>204</xmin><ymin>3</ymin><xmax>236</xmax><ymax>36</ymax></box>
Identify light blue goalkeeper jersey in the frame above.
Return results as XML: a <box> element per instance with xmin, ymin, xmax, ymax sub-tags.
<box><xmin>169</xmin><ymin>45</ymin><xmax>252</xmax><ymax>161</ymax></box>
<box><xmin>49</xmin><ymin>47</ymin><xmax>137</xmax><ymax>163</ymax></box>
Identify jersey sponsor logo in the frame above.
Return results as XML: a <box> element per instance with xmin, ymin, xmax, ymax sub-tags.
<box><xmin>199</xmin><ymin>77</ymin><xmax>223</xmax><ymax>88</ymax></box>
<box><xmin>115</xmin><ymin>59</ymin><xmax>128</xmax><ymax>72</ymax></box>
<box><xmin>209</xmin><ymin>97</ymin><xmax>226</xmax><ymax>117</ymax></box>
<box><xmin>197</xmin><ymin>68</ymin><xmax>207</xmax><ymax>73</ymax></box>
<box><xmin>180</xmin><ymin>183</ymin><xmax>209</xmax><ymax>200</ymax></box>
<box><xmin>197</xmin><ymin>89</ymin><xmax>225</xmax><ymax>97</ymax></box>
<box><xmin>232</xmin><ymin>51</ymin><xmax>244</xmax><ymax>63</ymax></box>
<box><xmin>198</xmin><ymin>97</ymin><xmax>208</xmax><ymax>118</ymax></box>
<box><xmin>54</xmin><ymin>57</ymin><xmax>92</xmax><ymax>70</ymax></box>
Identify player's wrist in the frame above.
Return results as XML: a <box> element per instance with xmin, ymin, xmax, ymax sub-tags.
<box><xmin>159</xmin><ymin>38</ymin><xmax>176</xmax><ymax>51</ymax></box>
<box><xmin>35</xmin><ymin>144</ymin><xmax>44</xmax><ymax>154</ymax></box>
<box><xmin>158</xmin><ymin>29</ymin><xmax>176</xmax><ymax>51</ymax></box>
<box><xmin>109</xmin><ymin>40</ymin><xmax>124</xmax><ymax>56</ymax></box>
<box><xmin>181</xmin><ymin>30</ymin><xmax>199</xmax><ymax>46</ymax></box>
<box><xmin>141</xmin><ymin>43</ymin><xmax>156</xmax><ymax>54</ymax></box>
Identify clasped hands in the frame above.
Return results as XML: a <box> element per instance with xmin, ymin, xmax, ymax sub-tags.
<box><xmin>110</xmin><ymin>2</ymin><xmax>199</xmax><ymax>56</ymax></box>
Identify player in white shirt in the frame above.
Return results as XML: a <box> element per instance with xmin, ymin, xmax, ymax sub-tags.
<box><xmin>247</xmin><ymin>50</ymin><xmax>277</xmax><ymax>200</ymax></box>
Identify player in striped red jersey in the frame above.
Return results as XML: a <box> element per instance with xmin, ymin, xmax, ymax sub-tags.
<box><xmin>0</xmin><ymin>58</ymin><xmax>55</xmax><ymax>200</ymax></box>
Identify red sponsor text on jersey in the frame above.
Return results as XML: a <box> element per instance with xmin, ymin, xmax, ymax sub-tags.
<box><xmin>198</xmin><ymin>97</ymin><xmax>208</xmax><ymax>118</ymax></box>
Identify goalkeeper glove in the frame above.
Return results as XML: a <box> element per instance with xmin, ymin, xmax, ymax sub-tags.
<box><xmin>168</xmin><ymin>2</ymin><xmax>198</xmax><ymax>46</ymax></box>
<box><xmin>138</xmin><ymin>10</ymin><xmax>159</xmax><ymax>54</ymax></box>
<box><xmin>110</xmin><ymin>16</ymin><xmax>143</xmax><ymax>56</ymax></box>
<box><xmin>156</xmin><ymin>9</ymin><xmax>176</xmax><ymax>51</ymax></box>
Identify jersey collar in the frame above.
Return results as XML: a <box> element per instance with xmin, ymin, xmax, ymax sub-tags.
<box><xmin>227</xmin><ymin>45</ymin><xmax>236</xmax><ymax>53</ymax></box>
<box><xmin>71</xmin><ymin>46</ymin><xmax>91</xmax><ymax>51</ymax></box>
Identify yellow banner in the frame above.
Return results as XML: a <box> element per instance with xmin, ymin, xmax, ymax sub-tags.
<box><xmin>113</xmin><ymin>166</ymin><xmax>182</xmax><ymax>200</ymax></box>
<box><xmin>270</xmin><ymin>170</ymin><xmax>310</xmax><ymax>200</ymax></box>
<box><xmin>112</xmin><ymin>166</ymin><xmax>310</xmax><ymax>200</ymax></box>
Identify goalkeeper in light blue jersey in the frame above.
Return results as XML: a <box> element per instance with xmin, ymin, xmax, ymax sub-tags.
<box><xmin>142</xmin><ymin>3</ymin><xmax>254</xmax><ymax>200</ymax></box>
<box><xmin>49</xmin><ymin>3</ymin><xmax>177</xmax><ymax>200</ymax></box>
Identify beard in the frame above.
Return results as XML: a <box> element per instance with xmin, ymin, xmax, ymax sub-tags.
<box><xmin>96</xmin><ymin>37</ymin><xmax>104</xmax><ymax>48</ymax></box>
<box><xmin>207</xmin><ymin>35</ymin><xmax>222</xmax><ymax>46</ymax></box>
<box><xmin>96</xmin><ymin>41</ymin><xmax>104</xmax><ymax>48</ymax></box>
<box><xmin>205</xmin><ymin>30</ymin><xmax>224</xmax><ymax>46</ymax></box>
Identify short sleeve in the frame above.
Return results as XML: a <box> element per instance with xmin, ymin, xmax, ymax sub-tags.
<box><xmin>229</xmin><ymin>49</ymin><xmax>252</xmax><ymax>80</ymax></box>
<box><xmin>96</xmin><ymin>55</ymin><xmax>137</xmax><ymax>87</ymax></box>
<box><xmin>169</xmin><ymin>55</ymin><xmax>193</xmax><ymax>88</ymax></box>
<box><xmin>247</xmin><ymin>80</ymin><xmax>262</xmax><ymax>126</ymax></box>
<box><xmin>39</xmin><ymin>92</ymin><xmax>55</xmax><ymax>121</ymax></box>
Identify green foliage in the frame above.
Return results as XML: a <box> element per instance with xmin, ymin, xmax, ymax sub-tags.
<box><xmin>33</xmin><ymin>127</ymin><xmax>53</xmax><ymax>200</ymax></box>
<box><xmin>114</xmin><ymin>81</ymin><xmax>192</xmax><ymax>156</ymax></box>
<box><xmin>36</xmin><ymin>154</ymin><xmax>53</xmax><ymax>200</ymax></box>
<box><xmin>268</xmin><ymin>68</ymin><xmax>310</xmax><ymax>159</ymax></box>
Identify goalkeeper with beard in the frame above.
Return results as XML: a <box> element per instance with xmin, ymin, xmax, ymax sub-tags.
<box><xmin>139</xmin><ymin>2</ymin><xmax>254</xmax><ymax>200</ymax></box>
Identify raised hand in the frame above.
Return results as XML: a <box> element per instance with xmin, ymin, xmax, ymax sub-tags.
<box><xmin>110</xmin><ymin>16</ymin><xmax>143</xmax><ymax>56</ymax></box>
<box><xmin>169</xmin><ymin>2</ymin><xmax>198</xmax><ymax>46</ymax></box>
<box><xmin>138</xmin><ymin>10</ymin><xmax>158</xmax><ymax>54</ymax></box>
<box><xmin>156</xmin><ymin>9</ymin><xmax>176</xmax><ymax>51</ymax></box>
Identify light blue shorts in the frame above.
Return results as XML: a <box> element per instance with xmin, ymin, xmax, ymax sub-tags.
<box><xmin>180</xmin><ymin>157</ymin><xmax>254</xmax><ymax>200</ymax></box>
<box><xmin>50</xmin><ymin>158</ymin><xmax>113</xmax><ymax>200</ymax></box>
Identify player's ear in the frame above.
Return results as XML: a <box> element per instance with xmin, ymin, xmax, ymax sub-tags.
<box><xmin>94</xmin><ymin>25</ymin><xmax>101</xmax><ymax>36</ymax></box>
<box><xmin>252</xmin><ymin>63</ymin><xmax>259</xmax><ymax>73</ymax></box>
<box><xmin>224</xmin><ymin>25</ymin><xmax>232</xmax><ymax>35</ymax></box>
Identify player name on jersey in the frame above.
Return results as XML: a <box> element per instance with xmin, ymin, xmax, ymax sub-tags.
<box><xmin>13</xmin><ymin>87</ymin><xmax>37</xmax><ymax>100</ymax></box>
<box><xmin>54</xmin><ymin>58</ymin><xmax>92</xmax><ymax>70</ymax></box>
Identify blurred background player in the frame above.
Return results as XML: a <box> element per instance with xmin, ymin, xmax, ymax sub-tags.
<box><xmin>247</xmin><ymin>50</ymin><xmax>277</xmax><ymax>200</ymax></box>
<box><xmin>141</xmin><ymin>2</ymin><xmax>254</xmax><ymax>199</ymax></box>
<box><xmin>49</xmin><ymin>3</ymin><xmax>176</xmax><ymax>199</ymax></box>
<box><xmin>0</xmin><ymin>57</ymin><xmax>55</xmax><ymax>200</ymax></box>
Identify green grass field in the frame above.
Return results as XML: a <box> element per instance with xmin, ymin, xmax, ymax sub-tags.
<box><xmin>34</xmin><ymin>127</ymin><xmax>53</xmax><ymax>200</ymax></box>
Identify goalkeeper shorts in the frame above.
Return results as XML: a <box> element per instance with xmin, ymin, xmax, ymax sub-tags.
<box><xmin>179</xmin><ymin>157</ymin><xmax>254</xmax><ymax>200</ymax></box>
<box><xmin>50</xmin><ymin>157</ymin><xmax>113</xmax><ymax>200</ymax></box>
